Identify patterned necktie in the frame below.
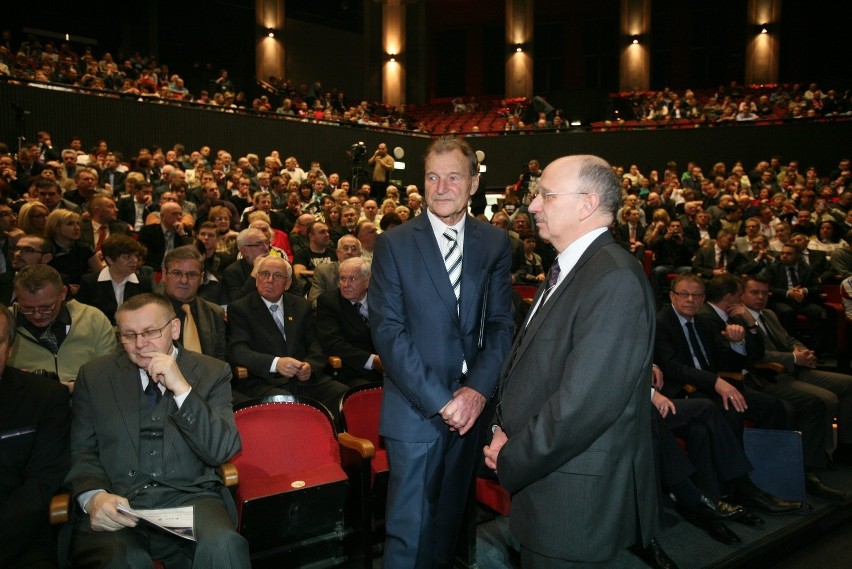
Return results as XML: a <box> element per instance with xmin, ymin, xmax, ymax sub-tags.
<box><xmin>39</xmin><ymin>325</ymin><xmax>59</xmax><ymax>354</ymax></box>
<box><xmin>181</xmin><ymin>303</ymin><xmax>202</xmax><ymax>352</ymax></box>
<box><xmin>144</xmin><ymin>377</ymin><xmax>162</xmax><ymax>408</ymax></box>
<box><xmin>537</xmin><ymin>260</ymin><xmax>562</xmax><ymax>308</ymax></box>
<box><xmin>269</xmin><ymin>303</ymin><xmax>287</xmax><ymax>338</ymax></box>
<box><xmin>354</xmin><ymin>301</ymin><xmax>369</xmax><ymax>324</ymax></box>
<box><xmin>443</xmin><ymin>228</ymin><xmax>462</xmax><ymax>314</ymax></box>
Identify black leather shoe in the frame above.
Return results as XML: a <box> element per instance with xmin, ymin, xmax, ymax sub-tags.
<box><xmin>699</xmin><ymin>520</ymin><xmax>741</xmax><ymax>544</ymax></box>
<box><xmin>806</xmin><ymin>472</ymin><xmax>850</xmax><ymax>502</ymax></box>
<box><xmin>682</xmin><ymin>494</ymin><xmax>744</xmax><ymax>521</ymax></box>
<box><xmin>738</xmin><ymin>491</ymin><xmax>803</xmax><ymax>515</ymax></box>
<box><xmin>635</xmin><ymin>537</ymin><xmax>680</xmax><ymax>569</ymax></box>
<box><xmin>731</xmin><ymin>511</ymin><xmax>765</xmax><ymax>526</ymax></box>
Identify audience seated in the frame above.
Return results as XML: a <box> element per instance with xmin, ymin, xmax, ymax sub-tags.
<box><xmin>307</xmin><ymin>234</ymin><xmax>362</xmax><ymax>308</ymax></box>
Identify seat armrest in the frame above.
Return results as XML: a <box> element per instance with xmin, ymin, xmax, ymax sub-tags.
<box><xmin>328</xmin><ymin>356</ymin><xmax>342</xmax><ymax>369</ymax></box>
<box><xmin>755</xmin><ymin>361</ymin><xmax>785</xmax><ymax>374</ymax></box>
<box><xmin>233</xmin><ymin>366</ymin><xmax>248</xmax><ymax>380</ymax></box>
<box><xmin>218</xmin><ymin>462</ymin><xmax>239</xmax><ymax>487</ymax></box>
<box><xmin>50</xmin><ymin>493</ymin><xmax>70</xmax><ymax>525</ymax></box>
<box><xmin>338</xmin><ymin>432</ymin><xmax>375</xmax><ymax>460</ymax></box>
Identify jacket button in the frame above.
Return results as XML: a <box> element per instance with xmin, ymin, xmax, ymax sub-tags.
<box><xmin>128</xmin><ymin>470</ymin><xmax>136</xmax><ymax>476</ymax></box>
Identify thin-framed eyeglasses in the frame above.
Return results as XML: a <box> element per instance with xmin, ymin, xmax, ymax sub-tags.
<box><xmin>671</xmin><ymin>291</ymin><xmax>705</xmax><ymax>300</ymax></box>
<box><xmin>17</xmin><ymin>299</ymin><xmax>60</xmax><ymax>315</ymax></box>
<box><xmin>119</xmin><ymin>319</ymin><xmax>175</xmax><ymax>343</ymax></box>
<box><xmin>257</xmin><ymin>270</ymin><xmax>288</xmax><ymax>282</ymax></box>
<box><xmin>529</xmin><ymin>188</ymin><xmax>590</xmax><ymax>201</ymax></box>
<box><xmin>166</xmin><ymin>269</ymin><xmax>202</xmax><ymax>280</ymax></box>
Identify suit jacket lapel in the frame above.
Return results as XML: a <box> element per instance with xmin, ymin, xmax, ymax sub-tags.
<box><xmin>459</xmin><ymin>219</ymin><xmax>484</xmax><ymax>328</ymax></box>
<box><xmin>112</xmin><ymin>356</ymin><xmax>141</xmax><ymax>457</ymax></box>
<box><xmin>412</xmin><ymin>215</ymin><xmax>458</xmax><ymax>319</ymax></box>
<box><xmin>163</xmin><ymin>348</ymin><xmax>196</xmax><ymax>458</ymax></box>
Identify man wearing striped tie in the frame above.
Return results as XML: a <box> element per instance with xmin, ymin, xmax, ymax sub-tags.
<box><xmin>369</xmin><ymin>137</ymin><xmax>514</xmax><ymax>568</ymax></box>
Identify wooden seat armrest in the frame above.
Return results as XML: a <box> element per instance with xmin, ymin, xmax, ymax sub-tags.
<box><xmin>328</xmin><ymin>356</ymin><xmax>342</xmax><ymax>369</ymax></box>
<box><xmin>218</xmin><ymin>462</ymin><xmax>239</xmax><ymax>487</ymax></box>
<box><xmin>233</xmin><ymin>366</ymin><xmax>248</xmax><ymax>380</ymax></box>
<box><xmin>719</xmin><ymin>371</ymin><xmax>744</xmax><ymax>382</ymax></box>
<box><xmin>50</xmin><ymin>493</ymin><xmax>70</xmax><ymax>525</ymax></box>
<box><xmin>683</xmin><ymin>384</ymin><xmax>697</xmax><ymax>394</ymax></box>
<box><xmin>338</xmin><ymin>432</ymin><xmax>375</xmax><ymax>460</ymax></box>
<box><xmin>755</xmin><ymin>361</ymin><xmax>785</xmax><ymax>374</ymax></box>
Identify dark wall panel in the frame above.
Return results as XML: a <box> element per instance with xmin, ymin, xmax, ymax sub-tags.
<box><xmin>2</xmin><ymin>82</ymin><xmax>849</xmax><ymax>193</ymax></box>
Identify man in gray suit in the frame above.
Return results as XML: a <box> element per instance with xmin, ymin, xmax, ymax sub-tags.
<box><xmin>485</xmin><ymin>155</ymin><xmax>660</xmax><ymax>567</ymax></box>
<box><xmin>66</xmin><ymin>293</ymin><xmax>249</xmax><ymax>568</ymax></box>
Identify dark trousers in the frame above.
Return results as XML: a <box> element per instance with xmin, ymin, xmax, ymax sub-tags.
<box><xmin>383</xmin><ymin>427</ymin><xmax>480</xmax><ymax>569</ymax></box>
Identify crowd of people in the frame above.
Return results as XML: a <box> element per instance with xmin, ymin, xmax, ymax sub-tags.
<box><xmin>2</xmin><ymin>122</ymin><xmax>851</xmax><ymax>566</ymax></box>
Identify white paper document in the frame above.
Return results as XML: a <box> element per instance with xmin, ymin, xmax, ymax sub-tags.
<box><xmin>117</xmin><ymin>504</ymin><xmax>196</xmax><ymax>541</ymax></box>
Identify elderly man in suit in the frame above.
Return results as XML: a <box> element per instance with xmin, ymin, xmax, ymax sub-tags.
<box><xmin>159</xmin><ymin>246</ymin><xmax>227</xmax><ymax>361</ymax></box>
<box><xmin>65</xmin><ymin>293</ymin><xmax>249</xmax><ymax>568</ymax></box>
<box><xmin>227</xmin><ymin>256</ymin><xmax>347</xmax><ymax>411</ymax></box>
<box><xmin>138</xmin><ymin>202</ymin><xmax>193</xmax><ymax>270</ymax></box>
<box><xmin>307</xmin><ymin>234</ymin><xmax>361</xmax><ymax>308</ymax></box>
<box><xmin>484</xmin><ymin>155</ymin><xmax>661</xmax><ymax>567</ymax></box>
<box><xmin>370</xmin><ymin>137</ymin><xmax>514</xmax><ymax>568</ymax></box>
<box><xmin>0</xmin><ymin>303</ymin><xmax>71</xmax><ymax>568</ymax></box>
<box><xmin>315</xmin><ymin>257</ymin><xmax>382</xmax><ymax>386</ymax></box>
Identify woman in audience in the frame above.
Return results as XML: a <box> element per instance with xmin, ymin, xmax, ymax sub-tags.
<box><xmin>76</xmin><ymin>234</ymin><xmax>151</xmax><ymax>324</ymax></box>
<box><xmin>209</xmin><ymin>205</ymin><xmax>239</xmax><ymax>257</ymax></box>
<box><xmin>46</xmin><ymin>209</ymin><xmax>103</xmax><ymax>293</ymax></box>
<box><xmin>17</xmin><ymin>201</ymin><xmax>50</xmax><ymax>236</ymax></box>
<box><xmin>809</xmin><ymin>220</ymin><xmax>846</xmax><ymax>259</ymax></box>
<box><xmin>395</xmin><ymin>205</ymin><xmax>411</xmax><ymax>222</ymax></box>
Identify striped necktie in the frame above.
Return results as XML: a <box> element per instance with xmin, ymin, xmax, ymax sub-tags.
<box><xmin>443</xmin><ymin>228</ymin><xmax>462</xmax><ymax>314</ymax></box>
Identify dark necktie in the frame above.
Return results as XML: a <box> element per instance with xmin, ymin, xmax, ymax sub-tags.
<box><xmin>354</xmin><ymin>301</ymin><xmax>369</xmax><ymax>325</ymax></box>
<box><xmin>788</xmin><ymin>266</ymin><xmax>800</xmax><ymax>287</ymax></box>
<box><xmin>39</xmin><ymin>325</ymin><xmax>59</xmax><ymax>354</ymax></box>
<box><xmin>507</xmin><ymin>260</ymin><xmax>562</xmax><ymax>372</ymax></box>
<box><xmin>685</xmin><ymin>321</ymin><xmax>711</xmax><ymax>370</ymax></box>
<box><xmin>144</xmin><ymin>378</ymin><xmax>162</xmax><ymax>407</ymax></box>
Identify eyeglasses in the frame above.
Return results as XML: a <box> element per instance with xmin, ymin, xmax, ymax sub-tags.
<box><xmin>17</xmin><ymin>299</ymin><xmax>60</xmax><ymax>315</ymax></box>
<box><xmin>12</xmin><ymin>246</ymin><xmax>44</xmax><ymax>254</ymax></box>
<box><xmin>166</xmin><ymin>269</ymin><xmax>201</xmax><ymax>280</ymax></box>
<box><xmin>257</xmin><ymin>270</ymin><xmax>288</xmax><ymax>282</ymax></box>
<box><xmin>671</xmin><ymin>291</ymin><xmax>705</xmax><ymax>300</ymax></box>
<box><xmin>529</xmin><ymin>189</ymin><xmax>589</xmax><ymax>201</ymax></box>
<box><xmin>243</xmin><ymin>241</ymin><xmax>269</xmax><ymax>249</ymax></box>
<box><xmin>119</xmin><ymin>319</ymin><xmax>175</xmax><ymax>343</ymax></box>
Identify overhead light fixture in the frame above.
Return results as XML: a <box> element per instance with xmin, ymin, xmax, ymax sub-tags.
<box><xmin>266</xmin><ymin>28</ymin><xmax>275</xmax><ymax>38</ymax></box>
<box><xmin>760</xmin><ymin>24</ymin><xmax>768</xmax><ymax>34</ymax></box>
<box><xmin>387</xmin><ymin>53</ymin><xmax>397</xmax><ymax>62</ymax></box>
<box><xmin>632</xmin><ymin>35</ymin><xmax>639</xmax><ymax>45</ymax></box>
<box><xmin>515</xmin><ymin>44</ymin><xmax>523</xmax><ymax>52</ymax></box>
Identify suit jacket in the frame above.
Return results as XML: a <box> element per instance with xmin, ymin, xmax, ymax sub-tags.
<box><xmin>753</xmin><ymin>308</ymin><xmax>807</xmax><ymax>374</ymax></box>
<box><xmin>369</xmin><ymin>213</ymin><xmax>514</xmax><ymax>442</ymax></box>
<box><xmin>765</xmin><ymin>259</ymin><xmax>822</xmax><ymax>303</ymax></box>
<box><xmin>65</xmin><ymin>348</ymin><xmax>240</xmax><ymax>504</ymax></box>
<box><xmin>308</xmin><ymin>261</ymin><xmax>339</xmax><ymax>308</ymax></box>
<box><xmin>692</xmin><ymin>245</ymin><xmax>756</xmax><ymax>278</ymax></box>
<box><xmin>137</xmin><ymin>224</ymin><xmax>193</xmax><ymax>270</ymax></box>
<box><xmin>800</xmin><ymin>248</ymin><xmax>832</xmax><ymax>282</ymax></box>
<box><xmin>698</xmin><ymin>303</ymin><xmax>764</xmax><ymax>371</ymax></box>
<box><xmin>99</xmin><ymin>168</ymin><xmax>127</xmax><ymax>194</ymax></box>
<box><xmin>117</xmin><ymin>196</ymin><xmax>154</xmax><ymax>230</ymax></box>
<box><xmin>655</xmin><ymin>304</ymin><xmax>751</xmax><ymax>397</ymax></box>
<box><xmin>0</xmin><ymin>368</ymin><xmax>70</xmax><ymax>567</ymax></box>
<box><xmin>76</xmin><ymin>272</ymin><xmax>152</xmax><ymax>324</ymax></box>
<box><xmin>227</xmin><ymin>291</ymin><xmax>327</xmax><ymax>386</ymax></box>
<box><xmin>171</xmin><ymin>296</ymin><xmax>227</xmax><ymax>361</ymax></box>
<box><xmin>496</xmin><ymin>232</ymin><xmax>657</xmax><ymax>561</ymax></box>
<box><xmin>315</xmin><ymin>290</ymin><xmax>381</xmax><ymax>384</ymax></box>
<box><xmin>613</xmin><ymin>222</ymin><xmax>646</xmax><ymax>247</ymax></box>
<box><xmin>79</xmin><ymin>219</ymin><xmax>131</xmax><ymax>251</ymax></box>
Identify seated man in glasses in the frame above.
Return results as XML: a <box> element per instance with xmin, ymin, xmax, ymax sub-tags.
<box><xmin>9</xmin><ymin>264</ymin><xmax>116</xmax><ymax>392</ymax></box>
<box><xmin>227</xmin><ymin>256</ymin><xmax>347</xmax><ymax>412</ymax></box>
<box><xmin>0</xmin><ymin>234</ymin><xmax>55</xmax><ymax>304</ymax></box>
<box><xmin>65</xmin><ymin>293</ymin><xmax>250</xmax><ymax>568</ymax></box>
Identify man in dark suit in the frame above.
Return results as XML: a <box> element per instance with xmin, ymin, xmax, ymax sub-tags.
<box><xmin>613</xmin><ymin>206</ymin><xmax>647</xmax><ymax>261</ymax></box>
<box><xmin>315</xmin><ymin>257</ymin><xmax>381</xmax><ymax>386</ymax></box>
<box><xmin>0</xmin><ymin>304</ymin><xmax>71</xmax><ymax>568</ymax></box>
<box><xmin>227</xmin><ymin>256</ymin><xmax>347</xmax><ymax>411</ymax></box>
<box><xmin>739</xmin><ymin>275</ymin><xmax>852</xmax><ymax>468</ymax></box>
<box><xmin>65</xmin><ymin>293</ymin><xmax>249</xmax><ymax>568</ymax></box>
<box><xmin>370</xmin><ymin>137</ymin><xmax>514</xmax><ymax>568</ymax></box>
<box><xmin>79</xmin><ymin>196</ymin><xmax>131</xmax><ymax>252</ymax></box>
<box><xmin>137</xmin><ymin>202</ymin><xmax>193</xmax><ymax>270</ymax></box>
<box><xmin>655</xmin><ymin>274</ymin><xmax>802</xmax><ymax>515</ymax></box>
<box><xmin>484</xmin><ymin>155</ymin><xmax>659</xmax><ymax>566</ymax></box>
<box><xmin>99</xmin><ymin>153</ymin><xmax>127</xmax><ymax>196</ymax></box>
<box><xmin>789</xmin><ymin>233</ymin><xmax>833</xmax><ymax>281</ymax></box>
<box><xmin>117</xmin><ymin>181</ymin><xmax>154</xmax><ymax>232</ymax></box>
<box><xmin>765</xmin><ymin>243</ymin><xmax>825</xmax><ymax>349</ymax></box>
<box><xmin>692</xmin><ymin>229</ymin><xmax>755</xmax><ymax>279</ymax></box>
<box><xmin>221</xmin><ymin>227</ymin><xmax>269</xmax><ymax>304</ymax></box>
<box><xmin>159</xmin><ymin>246</ymin><xmax>227</xmax><ymax>361</ymax></box>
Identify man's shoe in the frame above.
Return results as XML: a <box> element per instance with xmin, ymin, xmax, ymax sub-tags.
<box><xmin>806</xmin><ymin>472</ymin><xmax>850</xmax><ymax>502</ymax></box>
<box><xmin>738</xmin><ymin>491</ymin><xmax>803</xmax><ymax>515</ymax></box>
<box><xmin>731</xmin><ymin>511</ymin><xmax>765</xmax><ymax>526</ymax></box>
<box><xmin>682</xmin><ymin>494</ymin><xmax>744</xmax><ymax>521</ymax></box>
<box><xmin>635</xmin><ymin>537</ymin><xmax>680</xmax><ymax>569</ymax></box>
<box><xmin>699</xmin><ymin>520</ymin><xmax>741</xmax><ymax>545</ymax></box>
